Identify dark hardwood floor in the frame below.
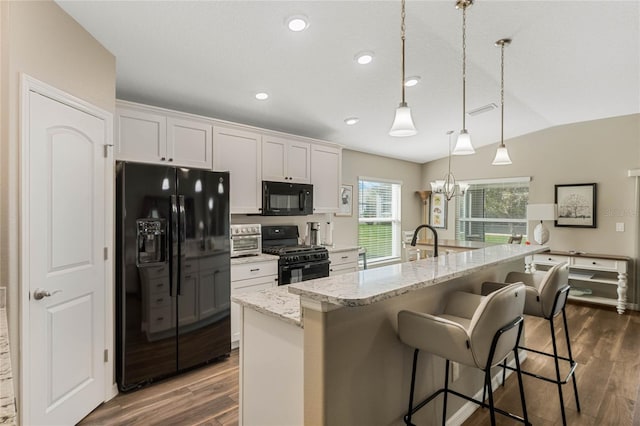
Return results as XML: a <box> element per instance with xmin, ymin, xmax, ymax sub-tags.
<box><xmin>80</xmin><ymin>303</ymin><xmax>640</xmax><ymax>425</ymax></box>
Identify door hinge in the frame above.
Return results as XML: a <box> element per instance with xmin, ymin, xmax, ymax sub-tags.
<box><xmin>104</xmin><ymin>247</ymin><xmax>108</xmax><ymax>260</ymax></box>
<box><xmin>104</xmin><ymin>349</ymin><xmax>108</xmax><ymax>363</ymax></box>
<box><xmin>103</xmin><ymin>144</ymin><xmax>113</xmax><ymax>158</ymax></box>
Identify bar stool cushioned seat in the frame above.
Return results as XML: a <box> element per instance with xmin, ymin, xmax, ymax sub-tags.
<box><xmin>398</xmin><ymin>283</ymin><xmax>529</xmax><ymax>426</ymax></box>
<box><xmin>482</xmin><ymin>262</ymin><xmax>580</xmax><ymax>426</ymax></box>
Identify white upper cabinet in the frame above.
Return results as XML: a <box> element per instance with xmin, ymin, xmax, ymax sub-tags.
<box><xmin>116</xmin><ymin>106</ymin><xmax>167</xmax><ymax>163</ymax></box>
<box><xmin>116</xmin><ymin>102</ymin><xmax>212</xmax><ymax>169</ymax></box>
<box><xmin>262</xmin><ymin>135</ymin><xmax>311</xmax><ymax>183</ymax></box>
<box><xmin>213</xmin><ymin>125</ymin><xmax>262</xmax><ymax>214</ymax></box>
<box><xmin>311</xmin><ymin>144</ymin><xmax>341</xmax><ymax>213</ymax></box>
<box><xmin>167</xmin><ymin>116</ymin><xmax>213</xmax><ymax>169</ymax></box>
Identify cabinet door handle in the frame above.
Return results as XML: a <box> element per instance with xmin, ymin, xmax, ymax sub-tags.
<box><xmin>161</xmin><ymin>157</ymin><xmax>166</xmax><ymax>161</ymax></box>
<box><xmin>184</xmin><ymin>274</ymin><xmax>192</xmax><ymax>279</ymax></box>
<box><xmin>168</xmin><ymin>158</ymin><xmax>174</xmax><ymax>162</ymax></box>
<box><xmin>592</xmin><ymin>261</ymin><xmax>597</xmax><ymax>265</ymax></box>
<box><xmin>548</xmin><ymin>258</ymin><xmax>553</xmax><ymax>261</ymax></box>
<box><xmin>341</xmin><ymin>256</ymin><xmax>348</xmax><ymax>259</ymax></box>
<box><xmin>250</xmin><ymin>268</ymin><xmax>260</xmax><ymax>272</ymax></box>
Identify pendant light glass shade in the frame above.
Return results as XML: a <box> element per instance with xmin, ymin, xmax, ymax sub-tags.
<box><xmin>453</xmin><ymin>129</ymin><xmax>474</xmax><ymax>155</ymax></box>
<box><xmin>492</xmin><ymin>143</ymin><xmax>512</xmax><ymax>165</ymax></box>
<box><xmin>389</xmin><ymin>102</ymin><xmax>417</xmax><ymax>137</ymax></box>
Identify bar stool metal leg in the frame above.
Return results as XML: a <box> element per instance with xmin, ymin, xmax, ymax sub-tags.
<box><xmin>562</xmin><ymin>307</ymin><xmax>581</xmax><ymax>412</ymax></box>
<box><xmin>550</xmin><ymin>315</ymin><xmax>567</xmax><ymax>425</ymax></box>
<box><xmin>404</xmin><ymin>349</ymin><xmax>419</xmax><ymax>426</ymax></box>
<box><xmin>443</xmin><ymin>360</ymin><xmax>450</xmax><ymax>426</ymax></box>
<box><xmin>513</xmin><ymin>347</ymin><xmax>529</xmax><ymax>424</ymax></box>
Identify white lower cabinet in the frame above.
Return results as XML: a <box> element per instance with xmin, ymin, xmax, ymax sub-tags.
<box><xmin>329</xmin><ymin>249</ymin><xmax>359</xmax><ymax>276</ymax></box>
<box><xmin>231</xmin><ymin>260</ymin><xmax>278</xmax><ymax>347</ymax></box>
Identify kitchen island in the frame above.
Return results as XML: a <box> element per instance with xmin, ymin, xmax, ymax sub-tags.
<box><xmin>232</xmin><ymin>244</ymin><xmax>546</xmax><ymax>425</ymax></box>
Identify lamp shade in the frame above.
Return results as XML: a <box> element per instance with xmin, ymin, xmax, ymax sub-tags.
<box><xmin>389</xmin><ymin>103</ymin><xmax>417</xmax><ymax>137</ymax></box>
<box><xmin>452</xmin><ymin>130</ymin><xmax>475</xmax><ymax>155</ymax></box>
<box><xmin>526</xmin><ymin>204</ymin><xmax>557</xmax><ymax>221</ymax></box>
<box><xmin>492</xmin><ymin>145</ymin><xmax>512</xmax><ymax>165</ymax></box>
<box><xmin>527</xmin><ymin>203</ymin><xmax>557</xmax><ymax>245</ymax></box>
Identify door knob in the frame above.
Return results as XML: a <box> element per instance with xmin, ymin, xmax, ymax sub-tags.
<box><xmin>33</xmin><ymin>288</ymin><xmax>62</xmax><ymax>300</ymax></box>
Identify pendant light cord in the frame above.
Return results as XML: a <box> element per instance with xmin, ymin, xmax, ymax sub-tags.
<box><xmin>401</xmin><ymin>0</ymin><xmax>407</xmax><ymax>104</ymax></box>
<box><xmin>461</xmin><ymin>5</ymin><xmax>467</xmax><ymax>130</ymax></box>
<box><xmin>500</xmin><ymin>42</ymin><xmax>505</xmax><ymax>145</ymax></box>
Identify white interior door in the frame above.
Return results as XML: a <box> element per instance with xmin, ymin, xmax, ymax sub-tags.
<box><xmin>27</xmin><ymin>91</ymin><xmax>106</xmax><ymax>425</ymax></box>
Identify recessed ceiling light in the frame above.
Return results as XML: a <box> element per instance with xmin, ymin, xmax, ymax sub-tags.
<box><xmin>287</xmin><ymin>15</ymin><xmax>309</xmax><ymax>32</ymax></box>
<box><xmin>255</xmin><ymin>92</ymin><xmax>269</xmax><ymax>100</ymax></box>
<box><xmin>344</xmin><ymin>117</ymin><xmax>359</xmax><ymax>125</ymax></box>
<box><xmin>355</xmin><ymin>51</ymin><xmax>374</xmax><ymax>65</ymax></box>
<box><xmin>404</xmin><ymin>76</ymin><xmax>421</xmax><ymax>87</ymax></box>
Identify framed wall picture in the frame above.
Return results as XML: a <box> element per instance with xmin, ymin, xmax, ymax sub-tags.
<box><xmin>430</xmin><ymin>193</ymin><xmax>447</xmax><ymax>229</ymax></box>
<box><xmin>555</xmin><ymin>183</ymin><xmax>597</xmax><ymax>228</ymax></box>
<box><xmin>336</xmin><ymin>184</ymin><xmax>353</xmax><ymax>217</ymax></box>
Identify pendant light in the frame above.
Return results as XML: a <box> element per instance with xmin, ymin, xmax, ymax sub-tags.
<box><xmin>452</xmin><ymin>0</ymin><xmax>475</xmax><ymax>155</ymax></box>
<box><xmin>492</xmin><ymin>38</ymin><xmax>513</xmax><ymax>165</ymax></box>
<box><xmin>389</xmin><ymin>0</ymin><xmax>417</xmax><ymax>137</ymax></box>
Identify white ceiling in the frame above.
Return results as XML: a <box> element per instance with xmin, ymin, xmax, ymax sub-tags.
<box><xmin>56</xmin><ymin>0</ymin><xmax>640</xmax><ymax>163</ymax></box>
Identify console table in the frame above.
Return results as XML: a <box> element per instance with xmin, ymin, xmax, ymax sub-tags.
<box><xmin>528</xmin><ymin>251</ymin><xmax>630</xmax><ymax>314</ymax></box>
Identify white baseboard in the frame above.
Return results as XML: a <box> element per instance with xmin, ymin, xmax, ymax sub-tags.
<box><xmin>446</xmin><ymin>352</ymin><xmax>528</xmax><ymax>426</ymax></box>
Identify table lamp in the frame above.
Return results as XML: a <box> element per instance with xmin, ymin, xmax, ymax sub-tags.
<box><xmin>526</xmin><ymin>204</ymin><xmax>557</xmax><ymax>245</ymax></box>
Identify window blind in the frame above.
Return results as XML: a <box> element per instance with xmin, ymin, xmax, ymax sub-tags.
<box><xmin>358</xmin><ymin>178</ymin><xmax>401</xmax><ymax>262</ymax></box>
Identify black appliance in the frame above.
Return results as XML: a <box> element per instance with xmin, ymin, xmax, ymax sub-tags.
<box><xmin>116</xmin><ymin>162</ymin><xmax>230</xmax><ymax>391</ymax></box>
<box><xmin>262</xmin><ymin>180</ymin><xmax>313</xmax><ymax>216</ymax></box>
<box><xmin>261</xmin><ymin>225</ymin><xmax>330</xmax><ymax>285</ymax></box>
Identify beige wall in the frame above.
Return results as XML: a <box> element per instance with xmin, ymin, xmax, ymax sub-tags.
<box><xmin>333</xmin><ymin>149</ymin><xmax>424</xmax><ymax>252</ymax></box>
<box><xmin>0</xmin><ymin>0</ymin><xmax>115</xmax><ymax>401</ymax></box>
<box><xmin>421</xmin><ymin>114</ymin><xmax>640</xmax><ymax>303</ymax></box>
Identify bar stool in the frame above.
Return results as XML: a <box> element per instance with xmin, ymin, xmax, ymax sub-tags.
<box><xmin>483</xmin><ymin>262</ymin><xmax>580</xmax><ymax>425</ymax></box>
<box><xmin>398</xmin><ymin>283</ymin><xmax>529</xmax><ymax>426</ymax></box>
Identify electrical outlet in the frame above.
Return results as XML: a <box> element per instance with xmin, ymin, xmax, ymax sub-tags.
<box><xmin>451</xmin><ymin>362</ymin><xmax>460</xmax><ymax>382</ymax></box>
<box><xmin>616</xmin><ymin>223</ymin><xmax>625</xmax><ymax>232</ymax></box>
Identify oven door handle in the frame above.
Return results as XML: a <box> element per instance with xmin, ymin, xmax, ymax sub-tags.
<box><xmin>282</xmin><ymin>259</ymin><xmax>331</xmax><ymax>271</ymax></box>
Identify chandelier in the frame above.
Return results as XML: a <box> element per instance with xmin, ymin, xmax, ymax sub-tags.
<box><xmin>430</xmin><ymin>131</ymin><xmax>470</xmax><ymax>201</ymax></box>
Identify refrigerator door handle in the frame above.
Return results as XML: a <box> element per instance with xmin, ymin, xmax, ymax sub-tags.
<box><xmin>170</xmin><ymin>195</ymin><xmax>178</xmax><ymax>297</ymax></box>
<box><xmin>178</xmin><ymin>195</ymin><xmax>186</xmax><ymax>296</ymax></box>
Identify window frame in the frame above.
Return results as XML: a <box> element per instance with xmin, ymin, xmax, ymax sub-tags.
<box><xmin>357</xmin><ymin>176</ymin><xmax>402</xmax><ymax>264</ymax></box>
<box><xmin>456</xmin><ymin>177</ymin><xmax>531</xmax><ymax>243</ymax></box>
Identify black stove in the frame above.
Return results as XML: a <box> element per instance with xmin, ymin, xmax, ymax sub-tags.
<box><xmin>262</xmin><ymin>225</ymin><xmax>330</xmax><ymax>285</ymax></box>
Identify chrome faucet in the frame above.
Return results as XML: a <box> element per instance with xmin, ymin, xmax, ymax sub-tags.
<box><xmin>410</xmin><ymin>224</ymin><xmax>438</xmax><ymax>257</ymax></box>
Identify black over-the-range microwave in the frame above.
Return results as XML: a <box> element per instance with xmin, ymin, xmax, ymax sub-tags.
<box><xmin>262</xmin><ymin>180</ymin><xmax>313</xmax><ymax>216</ymax></box>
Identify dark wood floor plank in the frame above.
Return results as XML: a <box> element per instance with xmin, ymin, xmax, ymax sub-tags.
<box><xmin>81</xmin><ymin>304</ymin><xmax>640</xmax><ymax>426</ymax></box>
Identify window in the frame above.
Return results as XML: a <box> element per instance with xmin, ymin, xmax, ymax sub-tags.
<box><xmin>456</xmin><ymin>177</ymin><xmax>530</xmax><ymax>243</ymax></box>
<box><xmin>358</xmin><ymin>178</ymin><xmax>402</xmax><ymax>263</ymax></box>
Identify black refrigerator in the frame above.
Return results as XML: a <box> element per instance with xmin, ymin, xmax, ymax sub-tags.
<box><xmin>116</xmin><ymin>162</ymin><xmax>231</xmax><ymax>391</ymax></box>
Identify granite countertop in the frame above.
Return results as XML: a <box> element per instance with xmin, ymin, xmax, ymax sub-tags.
<box><xmin>232</xmin><ymin>286</ymin><xmax>302</xmax><ymax>327</ymax></box>
<box><xmin>0</xmin><ymin>309</ymin><xmax>16</xmax><ymax>425</ymax></box>
<box><xmin>413</xmin><ymin>239</ymin><xmax>497</xmax><ymax>249</ymax></box>
<box><xmin>287</xmin><ymin>244</ymin><xmax>547</xmax><ymax>307</ymax></box>
<box><xmin>231</xmin><ymin>253</ymin><xmax>279</xmax><ymax>265</ymax></box>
